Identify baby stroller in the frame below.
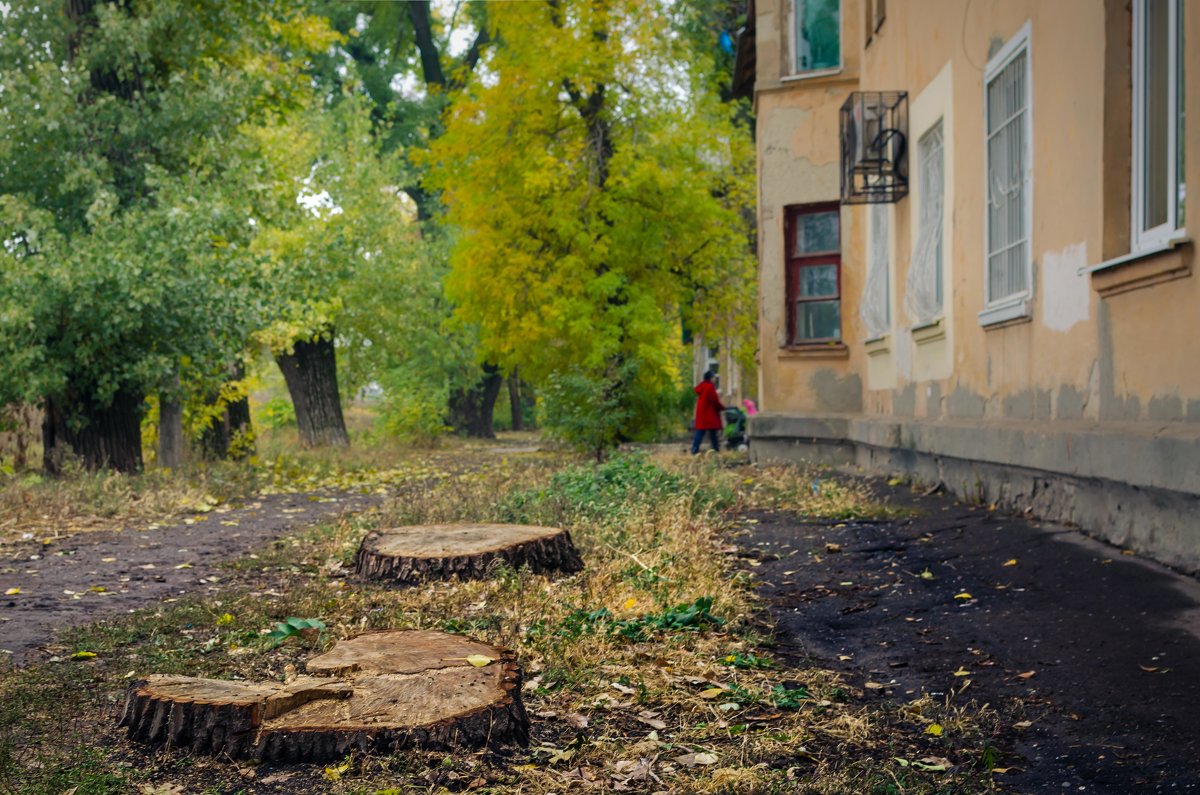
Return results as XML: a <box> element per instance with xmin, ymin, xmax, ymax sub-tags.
<box><xmin>723</xmin><ymin>406</ymin><xmax>749</xmax><ymax>451</ymax></box>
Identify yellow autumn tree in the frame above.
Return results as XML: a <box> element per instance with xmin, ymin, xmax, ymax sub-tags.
<box><xmin>423</xmin><ymin>0</ymin><xmax>755</xmax><ymax>445</ymax></box>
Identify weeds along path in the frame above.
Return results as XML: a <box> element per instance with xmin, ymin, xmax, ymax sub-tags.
<box><xmin>0</xmin><ymin>490</ymin><xmax>380</xmax><ymax>665</ymax></box>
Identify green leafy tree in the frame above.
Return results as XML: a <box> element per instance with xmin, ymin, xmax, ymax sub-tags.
<box><xmin>0</xmin><ymin>0</ymin><xmax>307</xmax><ymax>471</ymax></box>
<box><xmin>423</xmin><ymin>0</ymin><xmax>756</xmax><ymax>447</ymax></box>
<box><xmin>242</xmin><ymin>90</ymin><xmax>426</xmax><ymax>447</ymax></box>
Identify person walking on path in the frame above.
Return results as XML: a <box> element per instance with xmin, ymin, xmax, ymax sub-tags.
<box><xmin>691</xmin><ymin>371</ymin><xmax>724</xmax><ymax>454</ymax></box>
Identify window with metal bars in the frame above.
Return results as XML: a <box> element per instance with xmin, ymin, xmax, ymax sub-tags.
<box><xmin>785</xmin><ymin>204</ymin><xmax>841</xmax><ymax>344</ymax></box>
<box><xmin>983</xmin><ymin>26</ymin><xmax>1031</xmax><ymax>309</ymax></box>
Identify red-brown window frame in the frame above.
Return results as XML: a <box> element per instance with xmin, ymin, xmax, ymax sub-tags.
<box><xmin>785</xmin><ymin>202</ymin><xmax>843</xmax><ymax>345</ymax></box>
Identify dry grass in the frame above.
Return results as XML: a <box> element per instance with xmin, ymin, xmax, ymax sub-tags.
<box><xmin>0</xmin><ymin>451</ymin><xmax>1003</xmax><ymax>794</ymax></box>
<box><xmin>0</xmin><ymin>430</ymin><xmax>541</xmax><ymax>546</ymax></box>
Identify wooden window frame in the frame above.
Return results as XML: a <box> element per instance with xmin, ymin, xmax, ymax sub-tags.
<box><xmin>785</xmin><ymin>202</ymin><xmax>843</xmax><ymax>345</ymax></box>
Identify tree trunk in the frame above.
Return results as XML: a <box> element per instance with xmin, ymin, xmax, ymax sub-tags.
<box><xmin>508</xmin><ymin>369</ymin><xmax>524</xmax><ymax>431</ymax></box>
<box><xmin>356</xmin><ymin>523</ymin><xmax>583</xmax><ymax>586</ymax></box>
<box><xmin>42</xmin><ymin>388</ymin><xmax>144</xmax><ymax>474</ymax></box>
<box><xmin>449</xmin><ymin>364</ymin><xmax>502</xmax><ymax>439</ymax></box>
<box><xmin>120</xmin><ymin>630</ymin><xmax>529</xmax><ymax>761</ymax></box>
<box><xmin>158</xmin><ymin>391</ymin><xmax>184</xmax><ymax>471</ymax></box>
<box><xmin>198</xmin><ymin>364</ymin><xmax>254</xmax><ymax>461</ymax></box>
<box><xmin>275</xmin><ymin>333</ymin><xmax>349</xmax><ymax>448</ymax></box>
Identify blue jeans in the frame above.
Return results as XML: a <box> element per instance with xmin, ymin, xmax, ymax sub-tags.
<box><xmin>691</xmin><ymin>428</ymin><xmax>720</xmax><ymax>454</ymax></box>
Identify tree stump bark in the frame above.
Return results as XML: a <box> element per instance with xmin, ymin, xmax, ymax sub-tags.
<box><xmin>355</xmin><ymin>523</ymin><xmax>584</xmax><ymax>586</ymax></box>
<box><xmin>119</xmin><ymin>630</ymin><xmax>528</xmax><ymax>762</ymax></box>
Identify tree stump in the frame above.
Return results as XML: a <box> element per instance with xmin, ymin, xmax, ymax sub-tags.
<box><xmin>355</xmin><ymin>523</ymin><xmax>583</xmax><ymax>586</ymax></box>
<box><xmin>119</xmin><ymin>630</ymin><xmax>528</xmax><ymax>762</ymax></box>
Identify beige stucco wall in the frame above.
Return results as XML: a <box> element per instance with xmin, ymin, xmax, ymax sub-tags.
<box><xmin>756</xmin><ymin>0</ymin><xmax>1200</xmax><ymax>424</ymax></box>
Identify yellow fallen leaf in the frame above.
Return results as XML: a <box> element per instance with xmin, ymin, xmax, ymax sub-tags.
<box><xmin>952</xmin><ymin>667</ymin><xmax>970</xmax><ymax>677</ymax></box>
<box><xmin>622</xmin><ymin>598</ymin><xmax>636</xmax><ymax>610</ymax></box>
<box><xmin>1002</xmin><ymin>558</ymin><xmax>1017</xmax><ymax>567</ymax></box>
<box><xmin>175</xmin><ymin>563</ymin><xmax>192</xmax><ymax>570</ymax></box>
<box><xmin>825</xmin><ymin>543</ymin><xmax>841</xmax><ymax>553</ymax></box>
<box><xmin>100</xmin><ymin>557</ymin><xmax>117</xmax><ymax>563</ymax></box>
<box><xmin>1016</xmin><ymin>670</ymin><xmax>1035</xmax><ymax>680</ymax></box>
<box><xmin>4</xmin><ymin>587</ymin><xmax>19</xmax><ymax>596</ymax></box>
<box><xmin>71</xmin><ymin>651</ymin><xmax>97</xmax><ymax>660</ymax></box>
<box><xmin>919</xmin><ymin>569</ymin><xmax>935</xmax><ymax>580</ymax></box>
<box><xmin>89</xmin><ymin>585</ymin><xmax>106</xmax><ymax>593</ymax></box>
<box><xmin>465</xmin><ymin>654</ymin><xmax>494</xmax><ymax>667</ymax></box>
<box><xmin>699</xmin><ymin>687</ymin><xmax>725</xmax><ymax>699</ymax></box>
<box><xmin>322</xmin><ymin>760</ymin><xmax>350</xmax><ymax>782</ymax></box>
<box><xmin>991</xmin><ymin>767</ymin><xmax>1015</xmax><ymax>774</ymax></box>
<box><xmin>925</xmin><ymin>723</ymin><xmax>944</xmax><ymax>736</ymax></box>
<box><xmin>954</xmin><ymin>592</ymin><xmax>973</xmax><ymax>600</ymax></box>
<box><xmin>864</xmin><ymin>681</ymin><xmax>885</xmax><ymax>690</ymax></box>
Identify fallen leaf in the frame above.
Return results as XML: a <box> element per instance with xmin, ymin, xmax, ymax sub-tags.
<box><xmin>954</xmin><ymin>592</ymin><xmax>973</xmax><ymax>600</ymax></box>
<box><xmin>563</xmin><ymin>712</ymin><xmax>589</xmax><ymax>729</ymax></box>
<box><xmin>71</xmin><ymin>651</ymin><xmax>97</xmax><ymax>660</ymax></box>
<box><xmin>913</xmin><ymin>756</ymin><xmax>951</xmax><ymax>771</ymax></box>
<box><xmin>825</xmin><ymin>543</ymin><xmax>841</xmax><ymax>553</ymax></box>
<box><xmin>622</xmin><ymin>598</ymin><xmax>637</xmax><ymax>610</ymax></box>
<box><xmin>322</xmin><ymin>760</ymin><xmax>350</xmax><ymax>781</ymax></box>
<box><xmin>699</xmin><ymin>687</ymin><xmax>725</xmax><ymax>699</ymax></box>
<box><xmin>673</xmin><ymin>752</ymin><xmax>718</xmax><ymax>767</ymax></box>
<box><xmin>100</xmin><ymin>557</ymin><xmax>117</xmax><ymax>563</ymax></box>
<box><xmin>465</xmin><ymin>654</ymin><xmax>494</xmax><ymax>667</ymax></box>
<box><xmin>925</xmin><ymin>723</ymin><xmax>944</xmax><ymax>737</ymax></box>
<box><xmin>1016</xmin><ymin>670</ymin><xmax>1036</xmax><ymax>680</ymax></box>
<box><xmin>864</xmin><ymin>681</ymin><xmax>885</xmax><ymax>690</ymax></box>
<box><xmin>952</xmin><ymin>667</ymin><xmax>970</xmax><ymax>677</ymax></box>
<box><xmin>636</xmin><ymin>710</ymin><xmax>667</xmax><ymax>730</ymax></box>
<box><xmin>1002</xmin><ymin>558</ymin><xmax>1017</xmax><ymax>567</ymax></box>
<box><xmin>174</xmin><ymin>562</ymin><xmax>192</xmax><ymax>570</ymax></box>
<box><xmin>1139</xmin><ymin>664</ymin><xmax>1170</xmax><ymax>673</ymax></box>
<box><xmin>919</xmin><ymin>569</ymin><xmax>935</xmax><ymax>580</ymax></box>
<box><xmin>4</xmin><ymin>587</ymin><xmax>19</xmax><ymax>596</ymax></box>
<box><xmin>1013</xmin><ymin>720</ymin><xmax>1033</xmax><ymax>729</ymax></box>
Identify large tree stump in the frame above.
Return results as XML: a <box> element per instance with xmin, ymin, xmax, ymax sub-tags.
<box><xmin>355</xmin><ymin>523</ymin><xmax>584</xmax><ymax>586</ymax></box>
<box><xmin>119</xmin><ymin>630</ymin><xmax>528</xmax><ymax>762</ymax></box>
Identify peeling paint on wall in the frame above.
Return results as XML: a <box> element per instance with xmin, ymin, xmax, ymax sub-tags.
<box><xmin>810</xmin><ymin>369</ymin><xmax>863</xmax><ymax>412</ymax></box>
<box><xmin>1041</xmin><ymin>242</ymin><xmax>1091</xmax><ymax>332</ymax></box>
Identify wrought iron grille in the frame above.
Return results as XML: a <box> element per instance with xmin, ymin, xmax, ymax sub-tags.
<box><xmin>839</xmin><ymin>91</ymin><xmax>909</xmax><ymax>204</ymax></box>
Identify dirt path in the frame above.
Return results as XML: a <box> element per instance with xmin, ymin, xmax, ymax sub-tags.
<box><xmin>741</xmin><ymin>485</ymin><xmax>1200</xmax><ymax>793</ymax></box>
<box><xmin>0</xmin><ymin>491</ymin><xmax>380</xmax><ymax>666</ymax></box>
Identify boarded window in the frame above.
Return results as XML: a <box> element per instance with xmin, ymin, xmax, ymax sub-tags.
<box><xmin>861</xmin><ymin>204</ymin><xmax>890</xmax><ymax>338</ymax></box>
<box><xmin>907</xmin><ymin>120</ymin><xmax>944</xmax><ymax>323</ymax></box>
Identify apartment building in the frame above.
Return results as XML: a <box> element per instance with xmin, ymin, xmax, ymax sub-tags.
<box><xmin>738</xmin><ymin>0</ymin><xmax>1200</xmax><ymax>571</ymax></box>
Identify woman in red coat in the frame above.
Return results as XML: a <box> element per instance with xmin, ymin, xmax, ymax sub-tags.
<box><xmin>691</xmin><ymin>371</ymin><xmax>725</xmax><ymax>454</ymax></box>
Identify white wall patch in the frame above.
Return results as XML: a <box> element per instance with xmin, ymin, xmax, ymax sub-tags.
<box><xmin>1041</xmin><ymin>242</ymin><xmax>1090</xmax><ymax>333</ymax></box>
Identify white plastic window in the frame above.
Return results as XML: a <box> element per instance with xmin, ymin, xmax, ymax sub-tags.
<box><xmin>984</xmin><ymin>28</ymin><xmax>1031</xmax><ymax>306</ymax></box>
<box><xmin>1132</xmin><ymin>0</ymin><xmax>1185</xmax><ymax>251</ymax></box>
